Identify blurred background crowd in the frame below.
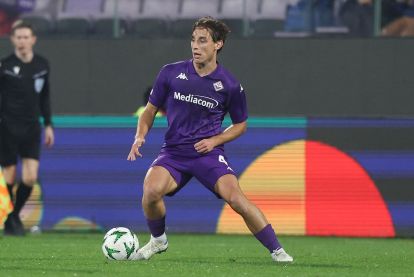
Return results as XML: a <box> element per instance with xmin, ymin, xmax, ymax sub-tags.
<box><xmin>1</xmin><ymin>0</ymin><xmax>414</xmax><ymax>39</ymax></box>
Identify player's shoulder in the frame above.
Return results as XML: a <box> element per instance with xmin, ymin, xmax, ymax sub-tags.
<box><xmin>158</xmin><ymin>60</ymin><xmax>188</xmax><ymax>79</ymax></box>
<box><xmin>217</xmin><ymin>64</ymin><xmax>242</xmax><ymax>92</ymax></box>
<box><xmin>161</xmin><ymin>60</ymin><xmax>188</xmax><ymax>72</ymax></box>
<box><xmin>218</xmin><ymin>65</ymin><xmax>238</xmax><ymax>83</ymax></box>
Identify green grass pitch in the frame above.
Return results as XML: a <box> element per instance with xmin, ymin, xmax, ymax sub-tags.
<box><xmin>1</xmin><ymin>233</ymin><xmax>413</xmax><ymax>276</ymax></box>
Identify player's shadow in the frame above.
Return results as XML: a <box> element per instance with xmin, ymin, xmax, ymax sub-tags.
<box><xmin>160</xmin><ymin>257</ymin><xmax>352</xmax><ymax>269</ymax></box>
<box><xmin>161</xmin><ymin>257</ymin><xmax>270</xmax><ymax>267</ymax></box>
<box><xmin>289</xmin><ymin>262</ymin><xmax>352</xmax><ymax>269</ymax></box>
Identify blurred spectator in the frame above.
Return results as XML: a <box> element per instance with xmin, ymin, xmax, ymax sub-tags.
<box><xmin>382</xmin><ymin>0</ymin><xmax>414</xmax><ymax>36</ymax></box>
<box><xmin>339</xmin><ymin>0</ymin><xmax>405</xmax><ymax>37</ymax></box>
<box><xmin>284</xmin><ymin>0</ymin><xmax>336</xmax><ymax>33</ymax></box>
<box><xmin>339</xmin><ymin>0</ymin><xmax>374</xmax><ymax>37</ymax></box>
<box><xmin>315</xmin><ymin>0</ymin><xmax>336</xmax><ymax>27</ymax></box>
<box><xmin>0</xmin><ymin>0</ymin><xmax>34</xmax><ymax>36</ymax></box>
<box><xmin>284</xmin><ymin>0</ymin><xmax>313</xmax><ymax>32</ymax></box>
<box><xmin>134</xmin><ymin>87</ymin><xmax>166</xmax><ymax>117</ymax></box>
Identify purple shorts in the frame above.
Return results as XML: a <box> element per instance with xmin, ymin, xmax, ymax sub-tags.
<box><xmin>150</xmin><ymin>149</ymin><xmax>236</xmax><ymax>198</ymax></box>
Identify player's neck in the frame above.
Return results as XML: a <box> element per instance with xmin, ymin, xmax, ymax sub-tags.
<box><xmin>15</xmin><ymin>50</ymin><xmax>34</xmax><ymax>63</ymax></box>
<box><xmin>193</xmin><ymin>60</ymin><xmax>217</xmax><ymax>77</ymax></box>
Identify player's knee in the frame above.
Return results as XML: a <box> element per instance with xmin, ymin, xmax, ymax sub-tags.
<box><xmin>227</xmin><ymin>193</ymin><xmax>249</xmax><ymax>215</ymax></box>
<box><xmin>143</xmin><ymin>182</ymin><xmax>165</xmax><ymax>203</ymax></box>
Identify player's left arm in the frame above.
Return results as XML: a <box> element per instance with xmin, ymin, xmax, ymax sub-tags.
<box><xmin>194</xmin><ymin>121</ymin><xmax>247</xmax><ymax>154</ymax></box>
<box><xmin>195</xmin><ymin>82</ymin><xmax>248</xmax><ymax>154</ymax></box>
<box><xmin>39</xmin><ymin>63</ymin><xmax>54</xmax><ymax>148</ymax></box>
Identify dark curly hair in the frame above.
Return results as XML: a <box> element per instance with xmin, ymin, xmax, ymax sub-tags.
<box><xmin>192</xmin><ymin>16</ymin><xmax>231</xmax><ymax>53</ymax></box>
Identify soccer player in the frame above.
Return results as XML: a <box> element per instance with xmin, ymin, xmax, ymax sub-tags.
<box><xmin>127</xmin><ymin>16</ymin><xmax>293</xmax><ymax>263</ymax></box>
<box><xmin>0</xmin><ymin>21</ymin><xmax>54</xmax><ymax>235</ymax></box>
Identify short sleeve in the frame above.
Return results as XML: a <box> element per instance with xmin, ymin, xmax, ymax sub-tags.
<box><xmin>148</xmin><ymin>65</ymin><xmax>170</xmax><ymax>108</ymax></box>
<box><xmin>228</xmin><ymin>84</ymin><xmax>248</xmax><ymax>124</ymax></box>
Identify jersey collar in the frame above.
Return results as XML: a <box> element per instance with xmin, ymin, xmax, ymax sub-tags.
<box><xmin>187</xmin><ymin>59</ymin><xmax>223</xmax><ymax>80</ymax></box>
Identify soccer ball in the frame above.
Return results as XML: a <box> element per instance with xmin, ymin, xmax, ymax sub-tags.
<box><xmin>102</xmin><ymin>227</ymin><xmax>139</xmax><ymax>260</ymax></box>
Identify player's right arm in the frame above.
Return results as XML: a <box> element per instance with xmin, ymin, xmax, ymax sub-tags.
<box><xmin>127</xmin><ymin>102</ymin><xmax>158</xmax><ymax>161</ymax></box>
<box><xmin>128</xmin><ymin>65</ymin><xmax>170</xmax><ymax>161</ymax></box>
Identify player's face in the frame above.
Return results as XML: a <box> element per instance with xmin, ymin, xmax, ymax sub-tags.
<box><xmin>191</xmin><ymin>27</ymin><xmax>223</xmax><ymax>65</ymax></box>
<box><xmin>11</xmin><ymin>28</ymin><xmax>36</xmax><ymax>56</ymax></box>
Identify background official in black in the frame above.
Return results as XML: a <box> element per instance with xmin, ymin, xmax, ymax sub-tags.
<box><xmin>0</xmin><ymin>21</ymin><xmax>54</xmax><ymax>235</ymax></box>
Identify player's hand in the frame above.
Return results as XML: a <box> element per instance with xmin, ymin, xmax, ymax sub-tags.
<box><xmin>127</xmin><ymin>137</ymin><xmax>145</xmax><ymax>161</ymax></box>
<box><xmin>44</xmin><ymin>126</ymin><xmax>54</xmax><ymax>148</ymax></box>
<box><xmin>194</xmin><ymin>138</ymin><xmax>216</xmax><ymax>154</ymax></box>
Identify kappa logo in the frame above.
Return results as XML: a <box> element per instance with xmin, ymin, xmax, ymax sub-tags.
<box><xmin>213</xmin><ymin>81</ymin><xmax>224</xmax><ymax>91</ymax></box>
<box><xmin>176</xmin><ymin>72</ymin><xmax>188</xmax><ymax>80</ymax></box>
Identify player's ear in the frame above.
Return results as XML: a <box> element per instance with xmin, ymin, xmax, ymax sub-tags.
<box><xmin>215</xmin><ymin>40</ymin><xmax>223</xmax><ymax>51</ymax></box>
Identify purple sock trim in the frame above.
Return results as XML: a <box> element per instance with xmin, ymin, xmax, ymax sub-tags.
<box><xmin>254</xmin><ymin>224</ymin><xmax>282</xmax><ymax>253</ymax></box>
<box><xmin>146</xmin><ymin>216</ymin><xmax>165</xmax><ymax>238</ymax></box>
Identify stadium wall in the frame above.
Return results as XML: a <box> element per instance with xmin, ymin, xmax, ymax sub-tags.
<box><xmin>7</xmin><ymin>116</ymin><xmax>414</xmax><ymax>238</ymax></box>
<box><xmin>0</xmin><ymin>38</ymin><xmax>413</xmax><ymax>116</ymax></box>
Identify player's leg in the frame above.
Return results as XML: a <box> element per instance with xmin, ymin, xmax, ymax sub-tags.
<box><xmin>142</xmin><ymin>166</ymin><xmax>178</xmax><ymax>234</ymax></box>
<box><xmin>12</xmin><ymin>158</ymin><xmax>38</xmax><ymax>224</ymax></box>
<box><xmin>11</xmin><ymin>123</ymin><xmax>42</xmax><ymax>234</ymax></box>
<box><xmin>215</xmin><ymin>174</ymin><xmax>293</xmax><ymax>262</ymax></box>
<box><xmin>135</xmin><ymin>166</ymin><xmax>178</xmax><ymax>260</ymax></box>
<box><xmin>215</xmin><ymin>174</ymin><xmax>267</xmax><ymax>232</ymax></box>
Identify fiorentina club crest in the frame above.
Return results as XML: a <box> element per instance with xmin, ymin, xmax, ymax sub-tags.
<box><xmin>213</xmin><ymin>81</ymin><xmax>223</xmax><ymax>91</ymax></box>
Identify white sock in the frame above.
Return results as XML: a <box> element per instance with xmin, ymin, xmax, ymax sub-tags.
<box><xmin>152</xmin><ymin>233</ymin><xmax>167</xmax><ymax>243</ymax></box>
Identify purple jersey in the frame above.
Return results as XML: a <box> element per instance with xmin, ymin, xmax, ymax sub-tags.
<box><xmin>149</xmin><ymin>60</ymin><xmax>248</xmax><ymax>156</ymax></box>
